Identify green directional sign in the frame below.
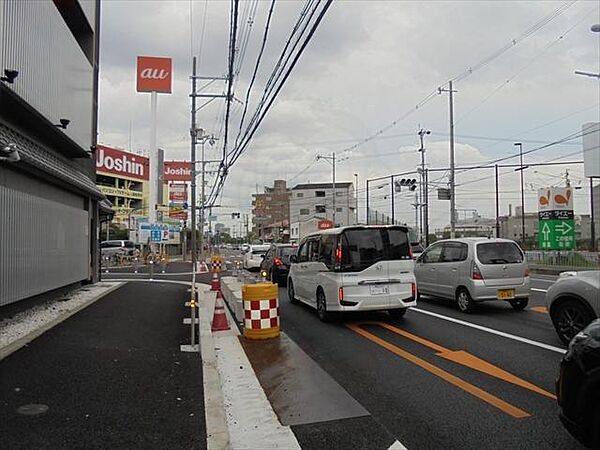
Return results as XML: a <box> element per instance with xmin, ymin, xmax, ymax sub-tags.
<box><xmin>538</xmin><ymin>219</ymin><xmax>575</xmax><ymax>250</ymax></box>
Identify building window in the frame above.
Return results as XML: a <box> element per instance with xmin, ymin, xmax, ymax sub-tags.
<box><xmin>336</xmin><ymin>192</ymin><xmax>344</xmax><ymax>197</ymax></box>
<box><xmin>315</xmin><ymin>191</ymin><xmax>326</xmax><ymax>197</ymax></box>
<box><xmin>297</xmin><ymin>193</ymin><xmax>304</xmax><ymax>198</ymax></box>
<box><xmin>300</xmin><ymin>209</ymin><xmax>309</xmax><ymax>215</ymax></box>
<box><xmin>316</xmin><ymin>205</ymin><xmax>326</xmax><ymax>213</ymax></box>
<box><xmin>336</xmin><ymin>207</ymin><xmax>343</xmax><ymax>212</ymax></box>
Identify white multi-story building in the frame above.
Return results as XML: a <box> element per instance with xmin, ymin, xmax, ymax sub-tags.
<box><xmin>289</xmin><ymin>182</ymin><xmax>356</xmax><ymax>241</ymax></box>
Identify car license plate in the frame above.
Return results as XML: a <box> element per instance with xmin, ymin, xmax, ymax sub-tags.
<box><xmin>370</xmin><ymin>285</ymin><xmax>388</xmax><ymax>295</ymax></box>
<box><xmin>497</xmin><ymin>289</ymin><xmax>515</xmax><ymax>300</ymax></box>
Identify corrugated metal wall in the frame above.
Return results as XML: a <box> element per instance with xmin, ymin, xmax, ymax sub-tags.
<box><xmin>0</xmin><ymin>1</ymin><xmax>93</xmax><ymax>150</ymax></box>
<box><xmin>0</xmin><ymin>167</ymin><xmax>89</xmax><ymax>307</ymax></box>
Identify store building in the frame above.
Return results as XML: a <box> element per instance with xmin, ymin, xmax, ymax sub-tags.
<box><xmin>96</xmin><ymin>144</ymin><xmax>149</xmax><ymax>228</ymax></box>
<box><xmin>0</xmin><ymin>0</ymin><xmax>104</xmax><ymax>306</ymax></box>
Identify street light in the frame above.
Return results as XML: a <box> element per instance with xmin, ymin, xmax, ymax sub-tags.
<box><xmin>574</xmin><ymin>24</ymin><xmax>600</xmax><ymax>79</ymax></box>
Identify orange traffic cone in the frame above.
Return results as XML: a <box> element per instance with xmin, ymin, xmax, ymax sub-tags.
<box><xmin>210</xmin><ymin>272</ymin><xmax>221</xmax><ymax>291</ymax></box>
<box><xmin>211</xmin><ymin>290</ymin><xmax>230</xmax><ymax>332</ymax></box>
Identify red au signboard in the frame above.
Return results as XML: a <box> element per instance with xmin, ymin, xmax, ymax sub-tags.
<box><xmin>96</xmin><ymin>145</ymin><xmax>149</xmax><ymax>181</ymax></box>
<box><xmin>318</xmin><ymin>220</ymin><xmax>334</xmax><ymax>230</ymax></box>
<box><xmin>164</xmin><ymin>161</ymin><xmax>192</xmax><ymax>182</ymax></box>
<box><xmin>136</xmin><ymin>56</ymin><xmax>172</xmax><ymax>93</ymax></box>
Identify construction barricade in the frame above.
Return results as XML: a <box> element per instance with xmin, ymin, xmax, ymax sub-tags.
<box><xmin>211</xmin><ymin>255</ymin><xmax>223</xmax><ymax>273</ymax></box>
<box><xmin>242</xmin><ymin>283</ymin><xmax>280</xmax><ymax>340</ymax></box>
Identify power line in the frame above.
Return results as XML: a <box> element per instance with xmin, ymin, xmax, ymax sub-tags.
<box><xmin>222</xmin><ymin>0</ymin><xmax>240</xmax><ymax>165</ymax></box>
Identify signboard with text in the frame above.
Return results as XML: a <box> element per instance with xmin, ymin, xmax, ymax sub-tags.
<box><xmin>136</xmin><ymin>56</ymin><xmax>172</xmax><ymax>93</ymax></box>
<box><xmin>164</xmin><ymin>161</ymin><xmax>192</xmax><ymax>182</ymax></box>
<box><xmin>538</xmin><ymin>187</ymin><xmax>575</xmax><ymax>250</ymax></box>
<box><xmin>168</xmin><ymin>183</ymin><xmax>188</xmax><ymax>202</ymax></box>
<box><xmin>96</xmin><ymin>145</ymin><xmax>149</xmax><ymax>181</ymax></box>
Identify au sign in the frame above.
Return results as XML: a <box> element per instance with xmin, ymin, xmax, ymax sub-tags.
<box><xmin>136</xmin><ymin>56</ymin><xmax>172</xmax><ymax>93</ymax></box>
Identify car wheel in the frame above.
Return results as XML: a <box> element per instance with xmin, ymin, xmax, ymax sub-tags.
<box><xmin>287</xmin><ymin>280</ymin><xmax>298</xmax><ymax>304</ymax></box>
<box><xmin>456</xmin><ymin>288</ymin><xmax>475</xmax><ymax>313</ymax></box>
<box><xmin>388</xmin><ymin>308</ymin><xmax>407</xmax><ymax>320</ymax></box>
<box><xmin>551</xmin><ymin>299</ymin><xmax>595</xmax><ymax>345</ymax></box>
<box><xmin>509</xmin><ymin>298</ymin><xmax>528</xmax><ymax>311</ymax></box>
<box><xmin>317</xmin><ymin>289</ymin><xmax>330</xmax><ymax>322</ymax></box>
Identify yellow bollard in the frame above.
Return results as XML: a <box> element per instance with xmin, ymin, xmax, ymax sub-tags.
<box><xmin>242</xmin><ymin>283</ymin><xmax>280</xmax><ymax>340</ymax></box>
<box><xmin>211</xmin><ymin>255</ymin><xmax>223</xmax><ymax>273</ymax></box>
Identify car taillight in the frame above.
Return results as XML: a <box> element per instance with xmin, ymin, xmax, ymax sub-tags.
<box><xmin>471</xmin><ymin>262</ymin><xmax>483</xmax><ymax>280</ymax></box>
<box><xmin>335</xmin><ymin>246</ymin><xmax>342</xmax><ymax>263</ymax></box>
<box><xmin>338</xmin><ymin>287</ymin><xmax>344</xmax><ymax>302</ymax></box>
<box><xmin>408</xmin><ymin>246</ymin><xmax>413</xmax><ymax>259</ymax></box>
<box><xmin>411</xmin><ymin>282</ymin><xmax>416</xmax><ymax>299</ymax></box>
<box><xmin>274</xmin><ymin>257</ymin><xmax>282</xmax><ymax>267</ymax></box>
<box><xmin>524</xmin><ymin>267</ymin><xmax>530</xmax><ymax>277</ymax></box>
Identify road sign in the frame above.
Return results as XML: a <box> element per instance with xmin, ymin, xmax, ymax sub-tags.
<box><xmin>151</xmin><ymin>229</ymin><xmax>162</xmax><ymax>242</ymax></box>
<box><xmin>538</xmin><ymin>219</ymin><xmax>575</xmax><ymax>250</ymax></box>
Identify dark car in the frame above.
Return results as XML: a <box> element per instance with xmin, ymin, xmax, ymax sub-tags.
<box><xmin>556</xmin><ymin>319</ymin><xmax>600</xmax><ymax>448</ymax></box>
<box><xmin>260</xmin><ymin>244</ymin><xmax>297</xmax><ymax>286</ymax></box>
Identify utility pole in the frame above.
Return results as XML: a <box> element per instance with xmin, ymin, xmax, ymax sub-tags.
<box><xmin>418</xmin><ymin>127</ymin><xmax>431</xmax><ymax>242</ymax></box>
<box><xmin>316</xmin><ymin>152</ymin><xmax>337</xmax><ymax>225</ymax></box>
<box><xmin>424</xmin><ymin>168</ymin><xmax>429</xmax><ymax>247</ymax></box>
<box><xmin>190</xmin><ymin>56</ymin><xmax>198</xmax><ymax>282</ymax></box>
<box><xmin>391</xmin><ymin>176</ymin><xmax>395</xmax><ymax>224</ymax></box>
<box><xmin>439</xmin><ymin>82</ymin><xmax>457</xmax><ymax>238</ymax></box>
<box><xmin>495</xmin><ymin>164</ymin><xmax>500</xmax><ymax>238</ymax></box>
<box><xmin>354</xmin><ymin>173</ymin><xmax>358</xmax><ymax>224</ymax></box>
<box><xmin>366</xmin><ymin>179</ymin><xmax>370</xmax><ymax>225</ymax></box>
<box><xmin>514</xmin><ymin>142</ymin><xmax>526</xmax><ymax>245</ymax></box>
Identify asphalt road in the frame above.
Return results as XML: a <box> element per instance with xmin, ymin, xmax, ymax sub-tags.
<box><xmin>0</xmin><ymin>282</ymin><xmax>205</xmax><ymax>450</ymax></box>
<box><xmin>93</xmin><ymin>249</ymin><xmax>582</xmax><ymax>448</ymax></box>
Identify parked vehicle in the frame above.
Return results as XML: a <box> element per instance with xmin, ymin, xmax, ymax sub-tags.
<box><xmin>243</xmin><ymin>244</ymin><xmax>270</xmax><ymax>271</ymax></box>
<box><xmin>100</xmin><ymin>240</ymin><xmax>136</xmax><ymax>258</ymax></box>
<box><xmin>556</xmin><ymin>319</ymin><xmax>600</xmax><ymax>448</ymax></box>
<box><xmin>287</xmin><ymin>225</ymin><xmax>416</xmax><ymax>321</ymax></box>
<box><xmin>411</xmin><ymin>242</ymin><xmax>425</xmax><ymax>260</ymax></box>
<box><xmin>546</xmin><ymin>270</ymin><xmax>600</xmax><ymax>344</ymax></box>
<box><xmin>260</xmin><ymin>244</ymin><xmax>297</xmax><ymax>286</ymax></box>
<box><xmin>414</xmin><ymin>238</ymin><xmax>530</xmax><ymax>313</ymax></box>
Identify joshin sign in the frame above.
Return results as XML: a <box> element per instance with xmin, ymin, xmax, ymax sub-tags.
<box><xmin>136</xmin><ymin>56</ymin><xmax>172</xmax><ymax>93</ymax></box>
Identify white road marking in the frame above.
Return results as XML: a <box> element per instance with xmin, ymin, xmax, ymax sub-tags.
<box><xmin>531</xmin><ymin>288</ymin><xmax>548</xmax><ymax>293</ymax></box>
<box><xmin>388</xmin><ymin>440</ymin><xmax>409</xmax><ymax>450</ymax></box>
<box><xmin>410</xmin><ymin>307</ymin><xmax>566</xmax><ymax>354</ymax></box>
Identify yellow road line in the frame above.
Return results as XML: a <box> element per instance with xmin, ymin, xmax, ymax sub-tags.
<box><xmin>374</xmin><ymin>321</ymin><xmax>556</xmax><ymax>400</ymax></box>
<box><xmin>530</xmin><ymin>306</ymin><xmax>548</xmax><ymax>314</ymax></box>
<box><xmin>347</xmin><ymin>323</ymin><xmax>530</xmax><ymax>419</ymax></box>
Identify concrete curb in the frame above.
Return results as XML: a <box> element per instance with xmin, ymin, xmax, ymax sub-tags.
<box><xmin>0</xmin><ymin>282</ymin><xmax>125</xmax><ymax>362</ymax></box>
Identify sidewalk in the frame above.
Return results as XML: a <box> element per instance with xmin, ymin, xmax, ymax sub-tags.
<box><xmin>0</xmin><ymin>282</ymin><xmax>205</xmax><ymax>449</ymax></box>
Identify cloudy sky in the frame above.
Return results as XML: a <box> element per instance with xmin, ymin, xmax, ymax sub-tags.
<box><xmin>97</xmin><ymin>0</ymin><xmax>600</xmax><ymax>232</ymax></box>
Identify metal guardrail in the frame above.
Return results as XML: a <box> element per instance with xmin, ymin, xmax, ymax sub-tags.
<box><xmin>525</xmin><ymin>250</ymin><xmax>600</xmax><ymax>269</ymax></box>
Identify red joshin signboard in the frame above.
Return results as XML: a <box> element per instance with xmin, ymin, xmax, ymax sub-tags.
<box><xmin>136</xmin><ymin>56</ymin><xmax>172</xmax><ymax>93</ymax></box>
<box><xmin>96</xmin><ymin>145</ymin><xmax>149</xmax><ymax>181</ymax></box>
<box><xmin>163</xmin><ymin>161</ymin><xmax>192</xmax><ymax>182</ymax></box>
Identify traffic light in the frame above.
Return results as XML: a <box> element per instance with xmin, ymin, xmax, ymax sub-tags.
<box><xmin>394</xmin><ymin>178</ymin><xmax>418</xmax><ymax>192</ymax></box>
<box><xmin>231</xmin><ymin>212</ymin><xmax>241</xmax><ymax>219</ymax></box>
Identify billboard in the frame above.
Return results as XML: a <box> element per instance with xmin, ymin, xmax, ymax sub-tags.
<box><xmin>169</xmin><ymin>183</ymin><xmax>188</xmax><ymax>202</ymax></box>
<box><xmin>136</xmin><ymin>56</ymin><xmax>172</xmax><ymax>93</ymax></box>
<box><xmin>583</xmin><ymin>122</ymin><xmax>600</xmax><ymax>178</ymax></box>
<box><xmin>96</xmin><ymin>145</ymin><xmax>149</xmax><ymax>181</ymax></box>
<box><xmin>537</xmin><ymin>187</ymin><xmax>573</xmax><ymax>212</ymax></box>
<box><xmin>164</xmin><ymin>161</ymin><xmax>192</xmax><ymax>182</ymax></box>
<box><xmin>538</xmin><ymin>187</ymin><xmax>575</xmax><ymax>250</ymax></box>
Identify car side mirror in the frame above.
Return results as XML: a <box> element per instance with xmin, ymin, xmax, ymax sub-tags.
<box><xmin>290</xmin><ymin>255</ymin><xmax>297</xmax><ymax>263</ymax></box>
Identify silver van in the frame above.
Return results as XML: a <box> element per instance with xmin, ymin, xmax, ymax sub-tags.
<box><xmin>287</xmin><ymin>225</ymin><xmax>417</xmax><ymax>321</ymax></box>
<box><xmin>414</xmin><ymin>238</ymin><xmax>530</xmax><ymax>313</ymax></box>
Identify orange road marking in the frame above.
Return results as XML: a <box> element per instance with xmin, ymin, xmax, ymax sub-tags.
<box><xmin>374</xmin><ymin>321</ymin><xmax>556</xmax><ymax>400</ymax></box>
<box><xmin>530</xmin><ymin>306</ymin><xmax>548</xmax><ymax>314</ymax></box>
<box><xmin>347</xmin><ymin>323</ymin><xmax>530</xmax><ymax>419</ymax></box>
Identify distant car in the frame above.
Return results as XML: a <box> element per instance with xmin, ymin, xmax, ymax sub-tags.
<box><xmin>411</xmin><ymin>242</ymin><xmax>425</xmax><ymax>260</ymax></box>
<box><xmin>241</xmin><ymin>243</ymin><xmax>250</xmax><ymax>254</ymax></box>
<box><xmin>243</xmin><ymin>244</ymin><xmax>270</xmax><ymax>271</ymax></box>
<box><xmin>100</xmin><ymin>240</ymin><xmax>136</xmax><ymax>258</ymax></box>
<box><xmin>556</xmin><ymin>319</ymin><xmax>600</xmax><ymax>448</ymax></box>
<box><xmin>414</xmin><ymin>238</ymin><xmax>530</xmax><ymax>313</ymax></box>
<box><xmin>546</xmin><ymin>270</ymin><xmax>600</xmax><ymax>344</ymax></box>
<box><xmin>260</xmin><ymin>244</ymin><xmax>297</xmax><ymax>286</ymax></box>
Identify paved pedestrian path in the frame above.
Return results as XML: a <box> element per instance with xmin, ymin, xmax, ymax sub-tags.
<box><xmin>0</xmin><ymin>282</ymin><xmax>205</xmax><ymax>450</ymax></box>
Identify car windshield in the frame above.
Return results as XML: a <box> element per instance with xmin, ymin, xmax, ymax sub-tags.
<box><xmin>340</xmin><ymin>227</ymin><xmax>410</xmax><ymax>272</ymax></box>
<box><xmin>280</xmin><ymin>247</ymin><xmax>296</xmax><ymax>256</ymax></box>
<box><xmin>477</xmin><ymin>242</ymin><xmax>523</xmax><ymax>264</ymax></box>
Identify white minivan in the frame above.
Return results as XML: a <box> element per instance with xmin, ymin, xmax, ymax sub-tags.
<box><xmin>287</xmin><ymin>225</ymin><xmax>417</xmax><ymax>321</ymax></box>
